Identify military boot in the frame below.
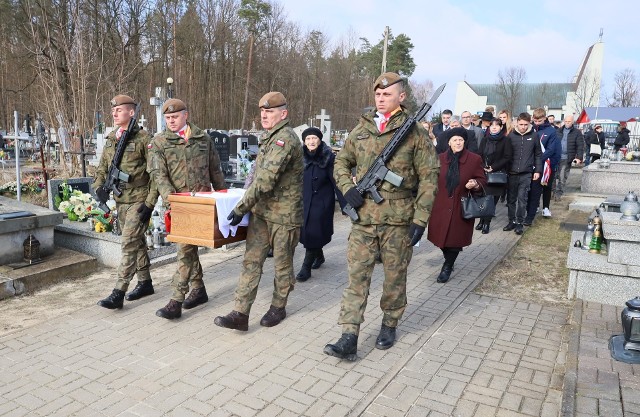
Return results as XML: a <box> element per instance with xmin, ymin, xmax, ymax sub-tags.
<box><xmin>311</xmin><ymin>248</ymin><xmax>325</xmax><ymax>269</ymax></box>
<box><xmin>214</xmin><ymin>311</ymin><xmax>249</xmax><ymax>331</ymax></box>
<box><xmin>260</xmin><ymin>305</ymin><xmax>286</xmax><ymax>327</ymax></box>
<box><xmin>97</xmin><ymin>289</ymin><xmax>125</xmax><ymax>310</ymax></box>
<box><xmin>324</xmin><ymin>333</ymin><xmax>358</xmax><ymax>361</ymax></box>
<box><xmin>155</xmin><ymin>300</ymin><xmax>182</xmax><ymax>320</ymax></box>
<box><xmin>375</xmin><ymin>324</ymin><xmax>397</xmax><ymax>350</ymax></box>
<box><xmin>125</xmin><ymin>280</ymin><xmax>154</xmax><ymax>301</ymax></box>
<box><xmin>182</xmin><ymin>287</ymin><xmax>208</xmax><ymax>309</ymax></box>
<box><xmin>295</xmin><ymin>250</ymin><xmax>315</xmax><ymax>282</ymax></box>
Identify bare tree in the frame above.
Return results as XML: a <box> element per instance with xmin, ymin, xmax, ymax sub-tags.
<box><xmin>495</xmin><ymin>67</ymin><xmax>526</xmax><ymax>116</ymax></box>
<box><xmin>610</xmin><ymin>68</ymin><xmax>639</xmax><ymax>107</ymax></box>
<box><xmin>532</xmin><ymin>82</ymin><xmax>551</xmax><ymax>109</ymax></box>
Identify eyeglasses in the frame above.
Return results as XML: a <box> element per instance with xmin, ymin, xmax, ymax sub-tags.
<box><xmin>461</xmin><ymin>116</ymin><xmax>471</xmax><ymax>118</ymax></box>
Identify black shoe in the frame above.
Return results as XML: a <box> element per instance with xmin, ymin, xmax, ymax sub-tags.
<box><xmin>296</xmin><ymin>249</ymin><xmax>315</xmax><ymax>282</ymax></box>
<box><xmin>475</xmin><ymin>219</ymin><xmax>484</xmax><ymax>230</ymax></box>
<box><xmin>155</xmin><ymin>299</ymin><xmax>182</xmax><ymax>319</ymax></box>
<box><xmin>437</xmin><ymin>264</ymin><xmax>453</xmax><ymax>283</ymax></box>
<box><xmin>481</xmin><ymin>223</ymin><xmax>490</xmax><ymax>234</ymax></box>
<box><xmin>260</xmin><ymin>305</ymin><xmax>286</xmax><ymax>327</ymax></box>
<box><xmin>311</xmin><ymin>249</ymin><xmax>325</xmax><ymax>269</ymax></box>
<box><xmin>515</xmin><ymin>224</ymin><xmax>524</xmax><ymax>235</ymax></box>
<box><xmin>97</xmin><ymin>289</ymin><xmax>125</xmax><ymax>309</ymax></box>
<box><xmin>183</xmin><ymin>287</ymin><xmax>208</xmax><ymax>310</ymax></box>
<box><xmin>375</xmin><ymin>324</ymin><xmax>396</xmax><ymax>350</ymax></box>
<box><xmin>523</xmin><ymin>218</ymin><xmax>533</xmax><ymax>226</ymax></box>
<box><xmin>324</xmin><ymin>333</ymin><xmax>358</xmax><ymax>361</ymax></box>
<box><xmin>214</xmin><ymin>310</ymin><xmax>249</xmax><ymax>331</ymax></box>
<box><xmin>125</xmin><ymin>280</ymin><xmax>154</xmax><ymax>301</ymax></box>
<box><xmin>503</xmin><ymin>222</ymin><xmax>516</xmax><ymax>231</ymax></box>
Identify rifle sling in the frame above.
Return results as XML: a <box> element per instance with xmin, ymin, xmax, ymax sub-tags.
<box><xmin>365</xmin><ymin>190</ymin><xmax>413</xmax><ymax>200</ymax></box>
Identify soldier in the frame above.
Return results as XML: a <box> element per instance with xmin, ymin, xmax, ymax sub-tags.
<box><xmin>95</xmin><ymin>95</ymin><xmax>158</xmax><ymax>310</ymax></box>
<box><xmin>214</xmin><ymin>92</ymin><xmax>303</xmax><ymax>331</ymax></box>
<box><xmin>147</xmin><ymin>98</ymin><xmax>226</xmax><ymax>319</ymax></box>
<box><xmin>324</xmin><ymin>72</ymin><xmax>439</xmax><ymax>361</ymax></box>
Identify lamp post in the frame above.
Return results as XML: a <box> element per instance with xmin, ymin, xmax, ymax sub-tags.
<box><xmin>167</xmin><ymin>77</ymin><xmax>174</xmax><ymax>99</ymax></box>
<box><xmin>610</xmin><ymin>296</ymin><xmax>640</xmax><ymax>363</ymax></box>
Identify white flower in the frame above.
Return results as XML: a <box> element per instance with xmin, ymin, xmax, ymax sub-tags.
<box><xmin>69</xmin><ymin>196</ymin><xmax>80</xmax><ymax>205</ymax></box>
<box><xmin>73</xmin><ymin>205</ymin><xmax>84</xmax><ymax>215</ymax></box>
<box><xmin>59</xmin><ymin>201</ymin><xmax>71</xmax><ymax>211</ymax></box>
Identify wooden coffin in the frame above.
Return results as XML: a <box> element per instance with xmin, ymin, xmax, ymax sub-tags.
<box><xmin>166</xmin><ymin>193</ymin><xmax>247</xmax><ymax>248</ymax></box>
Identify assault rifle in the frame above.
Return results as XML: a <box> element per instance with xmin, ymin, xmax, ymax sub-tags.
<box><xmin>342</xmin><ymin>83</ymin><xmax>445</xmax><ymax>221</ymax></box>
<box><xmin>98</xmin><ymin>104</ymin><xmax>141</xmax><ymax>212</ymax></box>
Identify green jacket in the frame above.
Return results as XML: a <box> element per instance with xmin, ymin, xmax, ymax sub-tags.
<box><xmin>148</xmin><ymin>123</ymin><xmax>225</xmax><ymax>203</ymax></box>
<box><xmin>235</xmin><ymin>119</ymin><xmax>303</xmax><ymax>227</ymax></box>
<box><xmin>94</xmin><ymin>126</ymin><xmax>158</xmax><ymax>207</ymax></box>
<box><xmin>334</xmin><ymin>107</ymin><xmax>439</xmax><ymax>226</ymax></box>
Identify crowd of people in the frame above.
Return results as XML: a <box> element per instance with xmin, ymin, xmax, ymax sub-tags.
<box><xmin>93</xmin><ymin>72</ymin><xmax>632</xmax><ymax>362</ymax></box>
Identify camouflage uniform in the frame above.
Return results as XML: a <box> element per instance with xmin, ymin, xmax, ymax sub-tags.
<box><xmin>148</xmin><ymin>122</ymin><xmax>225</xmax><ymax>302</ymax></box>
<box><xmin>232</xmin><ymin>119</ymin><xmax>303</xmax><ymax>314</ymax></box>
<box><xmin>94</xmin><ymin>126</ymin><xmax>158</xmax><ymax>291</ymax></box>
<box><xmin>334</xmin><ymin>107</ymin><xmax>439</xmax><ymax>335</ymax></box>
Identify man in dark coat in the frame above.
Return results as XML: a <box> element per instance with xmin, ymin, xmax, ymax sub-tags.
<box><xmin>296</xmin><ymin>127</ymin><xmax>346</xmax><ymax>281</ymax></box>
<box><xmin>550</xmin><ymin>115</ymin><xmax>583</xmax><ymax>207</ymax></box>
<box><xmin>613</xmin><ymin>123</ymin><xmax>631</xmax><ymax>152</ymax></box>
<box><xmin>432</xmin><ymin>109</ymin><xmax>452</xmax><ymax>138</ymax></box>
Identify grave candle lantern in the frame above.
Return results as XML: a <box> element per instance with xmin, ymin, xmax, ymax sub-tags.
<box><xmin>621</xmin><ymin>297</ymin><xmax>640</xmax><ymax>351</ymax></box>
<box><xmin>23</xmin><ymin>234</ymin><xmax>41</xmax><ymax>264</ymax></box>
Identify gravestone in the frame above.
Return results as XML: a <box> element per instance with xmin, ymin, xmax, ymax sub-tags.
<box><xmin>47</xmin><ymin>177</ymin><xmax>94</xmax><ymax>211</ymax></box>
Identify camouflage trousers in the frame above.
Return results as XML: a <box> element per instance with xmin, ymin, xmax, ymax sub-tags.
<box><xmin>339</xmin><ymin>223</ymin><xmax>412</xmax><ymax>335</ymax></box>
<box><xmin>170</xmin><ymin>243</ymin><xmax>204</xmax><ymax>302</ymax></box>
<box><xmin>234</xmin><ymin>214</ymin><xmax>300</xmax><ymax>315</ymax></box>
<box><xmin>115</xmin><ymin>201</ymin><xmax>151</xmax><ymax>291</ymax></box>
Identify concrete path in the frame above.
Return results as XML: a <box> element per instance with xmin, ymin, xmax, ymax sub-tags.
<box><xmin>0</xmin><ymin>191</ymin><xmax>591</xmax><ymax>417</ymax></box>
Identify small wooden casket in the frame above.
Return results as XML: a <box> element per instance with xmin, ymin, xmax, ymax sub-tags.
<box><xmin>166</xmin><ymin>193</ymin><xmax>247</xmax><ymax>248</ymax></box>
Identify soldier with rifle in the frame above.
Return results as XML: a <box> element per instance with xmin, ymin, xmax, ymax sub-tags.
<box><xmin>95</xmin><ymin>95</ymin><xmax>158</xmax><ymax>310</ymax></box>
<box><xmin>324</xmin><ymin>73</ymin><xmax>441</xmax><ymax>361</ymax></box>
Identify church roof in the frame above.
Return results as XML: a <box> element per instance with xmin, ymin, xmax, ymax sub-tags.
<box><xmin>467</xmin><ymin>82</ymin><xmax>575</xmax><ymax>113</ymax></box>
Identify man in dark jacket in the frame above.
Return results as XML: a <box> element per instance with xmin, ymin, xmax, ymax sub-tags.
<box><xmin>525</xmin><ymin>108</ymin><xmax>560</xmax><ymax>224</ymax></box>
<box><xmin>504</xmin><ymin>113</ymin><xmax>542</xmax><ymax>235</ymax></box>
<box><xmin>432</xmin><ymin>109</ymin><xmax>452</xmax><ymax>138</ymax></box>
<box><xmin>613</xmin><ymin>123</ymin><xmax>631</xmax><ymax>152</ymax></box>
<box><xmin>550</xmin><ymin>115</ymin><xmax>583</xmax><ymax>208</ymax></box>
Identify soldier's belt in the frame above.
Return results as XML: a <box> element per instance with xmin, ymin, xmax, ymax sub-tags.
<box><xmin>119</xmin><ymin>177</ymin><xmax>149</xmax><ymax>189</ymax></box>
<box><xmin>365</xmin><ymin>190</ymin><xmax>413</xmax><ymax>200</ymax></box>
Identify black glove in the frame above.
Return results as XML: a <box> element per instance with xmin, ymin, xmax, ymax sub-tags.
<box><xmin>95</xmin><ymin>187</ymin><xmax>110</xmax><ymax>205</ymax></box>
<box><xmin>137</xmin><ymin>204</ymin><xmax>154</xmax><ymax>223</ymax></box>
<box><xmin>344</xmin><ymin>187</ymin><xmax>364</xmax><ymax>209</ymax></box>
<box><xmin>407</xmin><ymin>223</ymin><xmax>425</xmax><ymax>246</ymax></box>
<box><xmin>227</xmin><ymin>210</ymin><xmax>244</xmax><ymax>226</ymax></box>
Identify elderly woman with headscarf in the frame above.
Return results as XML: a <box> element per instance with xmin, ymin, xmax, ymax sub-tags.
<box><xmin>427</xmin><ymin>127</ymin><xmax>487</xmax><ymax>283</ymax></box>
<box><xmin>296</xmin><ymin>127</ymin><xmax>346</xmax><ymax>281</ymax></box>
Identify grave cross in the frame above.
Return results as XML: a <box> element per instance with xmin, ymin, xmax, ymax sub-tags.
<box><xmin>315</xmin><ymin>109</ymin><xmax>332</xmax><ymax>146</ymax></box>
<box><xmin>138</xmin><ymin>114</ymin><xmax>147</xmax><ymax>129</ymax></box>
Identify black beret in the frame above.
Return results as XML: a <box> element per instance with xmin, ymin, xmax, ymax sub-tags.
<box><xmin>302</xmin><ymin>127</ymin><xmax>323</xmax><ymax>140</ymax></box>
<box><xmin>443</xmin><ymin>127</ymin><xmax>468</xmax><ymax>142</ymax></box>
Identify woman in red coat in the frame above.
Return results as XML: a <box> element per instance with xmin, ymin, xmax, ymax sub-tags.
<box><xmin>427</xmin><ymin>127</ymin><xmax>487</xmax><ymax>283</ymax></box>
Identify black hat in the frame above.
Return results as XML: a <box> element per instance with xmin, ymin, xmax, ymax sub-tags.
<box><xmin>302</xmin><ymin>127</ymin><xmax>323</xmax><ymax>140</ymax></box>
<box><xmin>481</xmin><ymin>111</ymin><xmax>493</xmax><ymax>121</ymax></box>
<box><xmin>443</xmin><ymin>127</ymin><xmax>468</xmax><ymax>143</ymax></box>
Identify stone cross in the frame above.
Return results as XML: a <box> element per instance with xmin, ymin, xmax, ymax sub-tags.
<box><xmin>315</xmin><ymin>109</ymin><xmax>332</xmax><ymax>146</ymax></box>
<box><xmin>138</xmin><ymin>114</ymin><xmax>147</xmax><ymax>129</ymax></box>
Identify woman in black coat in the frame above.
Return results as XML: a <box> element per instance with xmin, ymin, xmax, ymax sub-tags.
<box><xmin>476</xmin><ymin>118</ymin><xmax>512</xmax><ymax>233</ymax></box>
<box><xmin>613</xmin><ymin>123</ymin><xmax>631</xmax><ymax>153</ymax></box>
<box><xmin>296</xmin><ymin>127</ymin><xmax>346</xmax><ymax>281</ymax></box>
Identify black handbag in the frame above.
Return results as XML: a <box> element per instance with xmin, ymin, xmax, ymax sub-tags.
<box><xmin>486</xmin><ymin>171</ymin><xmax>508</xmax><ymax>185</ymax></box>
<box><xmin>461</xmin><ymin>186</ymin><xmax>496</xmax><ymax>219</ymax></box>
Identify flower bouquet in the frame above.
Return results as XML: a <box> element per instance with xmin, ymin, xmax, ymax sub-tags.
<box><xmin>54</xmin><ymin>181</ymin><xmax>100</xmax><ymax>221</ymax></box>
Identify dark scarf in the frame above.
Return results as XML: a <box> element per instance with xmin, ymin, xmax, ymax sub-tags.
<box><xmin>483</xmin><ymin>127</ymin><xmax>505</xmax><ymax>166</ymax></box>
<box><xmin>303</xmin><ymin>141</ymin><xmax>332</xmax><ymax>169</ymax></box>
<box><xmin>445</xmin><ymin>148</ymin><xmax>461</xmax><ymax>197</ymax></box>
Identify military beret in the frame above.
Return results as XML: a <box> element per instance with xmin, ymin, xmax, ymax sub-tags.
<box><xmin>373</xmin><ymin>72</ymin><xmax>404</xmax><ymax>90</ymax></box>
<box><xmin>110</xmin><ymin>95</ymin><xmax>136</xmax><ymax>107</ymax></box>
<box><xmin>259</xmin><ymin>92</ymin><xmax>287</xmax><ymax>109</ymax></box>
<box><xmin>302</xmin><ymin>127</ymin><xmax>323</xmax><ymax>141</ymax></box>
<box><xmin>162</xmin><ymin>98</ymin><xmax>187</xmax><ymax>114</ymax></box>
<box><xmin>443</xmin><ymin>127</ymin><xmax>468</xmax><ymax>142</ymax></box>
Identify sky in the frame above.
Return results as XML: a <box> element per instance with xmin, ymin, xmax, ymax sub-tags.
<box><xmin>278</xmin><ymin>0</ymin><xmax>640</xmax><ymax>112</ymax></box>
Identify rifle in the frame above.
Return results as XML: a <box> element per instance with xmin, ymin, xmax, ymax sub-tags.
<box><xmin>342</xmin><ymin>83</ymin><xmax>445</xmax><ymax>221</ymax></box>
<box><xmin>99</xmin><ymin>104</ymin><xmax>141</xmax><ymax>212</ymax></box>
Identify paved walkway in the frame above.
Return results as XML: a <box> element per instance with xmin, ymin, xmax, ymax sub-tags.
<box><xmin>0</xmin><ymin>171</ymin><xmax>629</xmax><ymax>417</ymax></box>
